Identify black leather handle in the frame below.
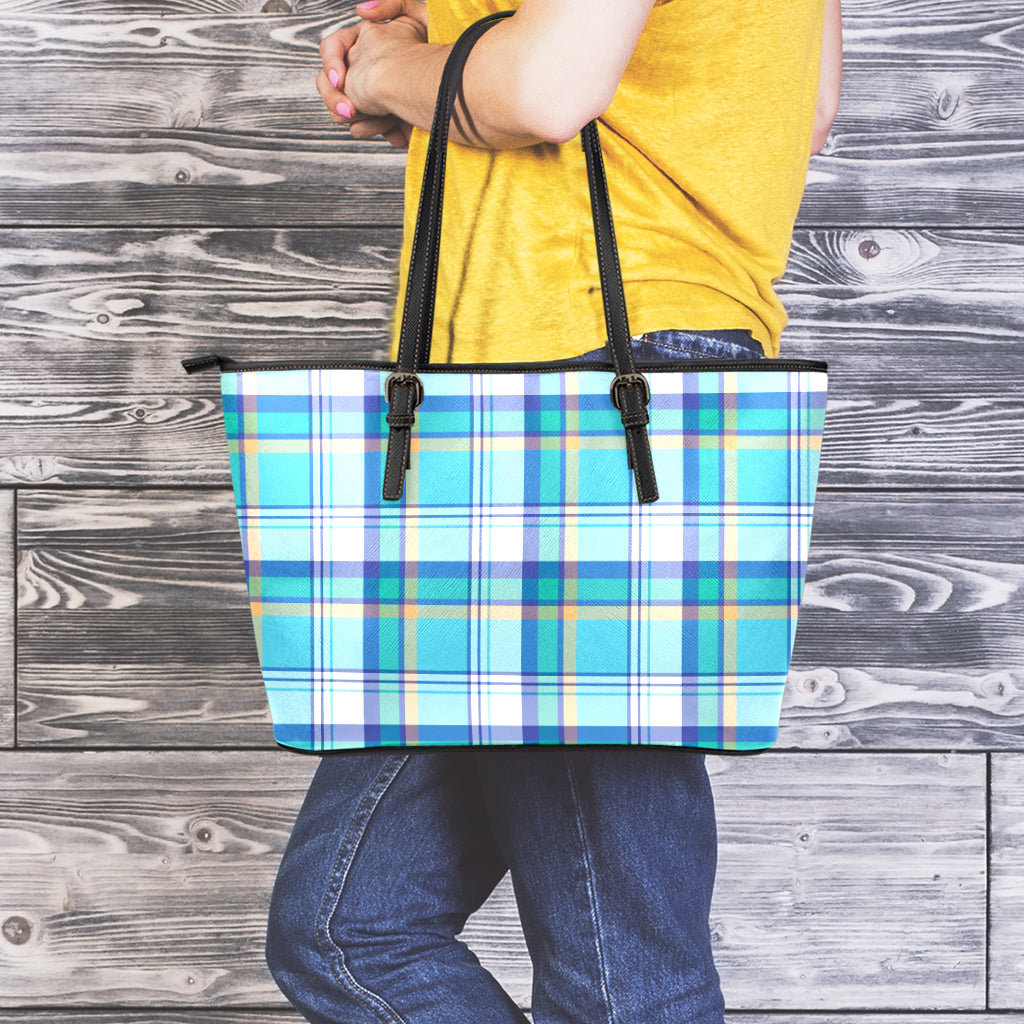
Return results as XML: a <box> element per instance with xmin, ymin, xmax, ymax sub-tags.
<box><xmin>396</xmin><ymin>11</ymin><xmax>513</xmax><ymax>372</ymax></box>
<box><xmin>384</xmin><ymin>10</ymin><xmax>658</xmax><ymax>503</ymax></box>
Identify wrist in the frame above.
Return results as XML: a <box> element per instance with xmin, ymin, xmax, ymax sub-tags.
<box><xmin>376</xmin><ymin>37</ymin><xmax>450</xmax><ymax>132</ymax></box>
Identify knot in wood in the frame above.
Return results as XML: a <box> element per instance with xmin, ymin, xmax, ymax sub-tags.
<box><xmin>858</xmin><ymin>239</ymin><xmax>881</xmax><ymax>261</ymax></box>
<box><xmin>2</xmin><ymin>915</ymin><xmax>33</xmax><ymax>946</ymax></box>
<box><xmin>189</xmin><ymin>818</ymin><xmax>220</xmax><ymax>850</ymax></box>
<box><xmin>97</xmin><ymin>313</ymin><xmax>110</xmax><ymax>324</ymax></box>
<box><xmin>175</xmin><ymin>169</ymin><xmax>191</xmax><ymax>184</ymax></box>
<box><xmin>980</xmin><ymin>674</ymin><xmax>1016</xmax><ymax>702</ymax></box>
<box><xmin>262</xmin><ymin>0</ymin><xmax>294</xmax><ymax>11</ymax></box>
<box><xmin>936</xmin><ymin>88</ymin><xmax>959</xmax><ymax>121</ymax></box>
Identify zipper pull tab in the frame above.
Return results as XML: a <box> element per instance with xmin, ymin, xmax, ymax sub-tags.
<box><xmin>181</xmin><ymin>354</ymin><xmax>224</xmax><ymax>375</ymax></box>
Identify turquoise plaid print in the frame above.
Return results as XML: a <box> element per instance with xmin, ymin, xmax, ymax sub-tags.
<box><xmin>220</xmin><ymin>365</ymin><xmax>827</xmax><ymax>751</ymax></box>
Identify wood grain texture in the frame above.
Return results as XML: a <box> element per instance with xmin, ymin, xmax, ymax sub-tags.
<box><xmin>0</xmin><ymin>1017</ymin><xmax>307</xmax><ymax>1024</ymax></box>
<box><xmin>0</xmin><ymin>135</ymin><xmax>407</xmax><ymax>228</ymax></box>
<box><xmin>16</xmin><ymin>491</ymin><xmax>267</xmax><ymax>745</ymax></box>
<box><xmin>0</xmin><ymin>1017</ymin><xmax>304</xmax><ymax>1024</ymax></box>
<box><xmin>2</xmin><ymin>0</ymin><xmax>1012</xmax><ymax>24</ymax></box>
<box><xmin>0</xmin><ymin>227</ymin><xmax>399</xmax><ymax>396</ymax></box>
<box><xmin>0</xmin><ymin>226</ymin><xmax>396</xmax><ymax>487</ymax></box>
<box><xmin>783</xmin><ymin>490</ymin><xmax>1024</xmax><ymax>750</ymax></box>
<box><xmin>15</xmin><ymin>490</ymin><xmax>1024</xmax><ymax>750</ymax></box>
<box><xmin>0</xmin><ymin>751</ymin><xmax>316</xmax><ymax>1006</ymax></box>
<box><xmin>0</xmin><ymin>4</ymin><xmax>1022</xmax><ymax>226</ymax></box>
<box><xmin>990</xmin><ymin>753</ymin><xmax>1024</xmax><ymax>1008</ymax></box>
<box><xmin>0</xmin><ymin>751</ymin><xmax>986</xmax><ymax>1009</ymax></box>
<box><xmin>732</xmin><ymin>1020</ymin><xmax>1024</xmax><ymax>1024</ymax></box>
<box><xmin>0</xmin><ymin>0</ymin><xmax>315</xmax><ymax>12</ymax></box>
<box><xmin>2</xmin><ymin>13</ymin><xmax>1022</xmax><ymax>128</ymax></box>
<box><xmin>0</xmin><ymin>490</ymin><xmax>13</xmax><ymax>748</ymax></box>
<box><xmin>0</xmin><ymin>0</ymin><xmax>437</xmax><ymax>14</ymax></box>
<box><xmin>2</xmin><ymin>226</ymin><xmax>1023</xmax><ymax>389</ymax></box>
<box><xmin>1</xmin><ymin>129</ymin><xmax>1022</xmax><ymax>229</ymax></box>
<box><xmin>707</xmin><ymin>752</ymin><xmax>985</xmax><ymax>1009</ymax></box>
<box><xmin>1</xmin><ymin>227</ymin><xmax>1022</xmax><ymax>488</ymax></box>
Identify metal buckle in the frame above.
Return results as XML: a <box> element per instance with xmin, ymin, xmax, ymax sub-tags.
<box><xmin>610</xmin><ymin>372</ymin><xmax>651</xmax><ymax>411</ymax></box>
<box><xmin>384</xmin><ymin>372</ymin><xmax>424</xmax><ymax>409</ymax></box>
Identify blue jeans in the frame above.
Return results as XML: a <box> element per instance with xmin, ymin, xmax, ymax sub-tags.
<box><xmin>266</xmin><ymin>749</ymin><xmax>723</xmax><ymax>1024</ymax></box>
<box><xmin>576</xmin><ymin>328</ymin><xmax>764</xmax><ymax>363</ymax></box>
<box><xmin>265</xmin><ymin>330</ymin><xmax>757</xmax><ymax>1024</ymax></box>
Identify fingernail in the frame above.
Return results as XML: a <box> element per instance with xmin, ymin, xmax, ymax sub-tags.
<box><xmin>336</xmin><ymin>102</ymin><xmax>353</xmax><ymax>118</ymax></box>
<box><xmin>328</xmin><ymin>68</ymin><xmax>339</xmax><ymax>88</ymax></box>
<box><xmin>358</xmin><ymin>1</ymin><xmax>380</xmax><ymax>8</ymax></box>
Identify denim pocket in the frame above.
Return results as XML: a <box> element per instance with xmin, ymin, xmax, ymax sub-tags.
<box><xmin>574</xmin><ymin>329</ymin><xmax>764</xmax><ymax>363</ymax></box>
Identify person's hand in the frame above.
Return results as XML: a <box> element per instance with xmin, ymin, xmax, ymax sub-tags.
<box><xmin>317</xmin><ymin>0</ymin><xmax>428</xmax><ymax>148</ymax></box>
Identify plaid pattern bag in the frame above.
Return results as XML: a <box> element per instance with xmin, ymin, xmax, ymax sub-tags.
<box><xmin>184</xmin><ymin>12</ymin><xmax>827</xmax><ymax>752</ymax></box>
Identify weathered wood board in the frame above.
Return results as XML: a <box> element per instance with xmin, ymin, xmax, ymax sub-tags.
<box><xmin>0</xmin><ymin>752</ymin><xmax>986</xmax><ymax>1009</ymax></box>
<box><xmin>15</xmin><ymin>489</ymin><xmax>1024</xmax><ymax>750</ymax></box>
<box><xmin>783</xmin><ymin>490</ymin><xmax>1024</xmax><ymax>750</ymax></box>
<box><xmin>705</xmin><ymin>753</ymin><xmax>986</xmax><ymax>1009</ymax></box>
<box><xmin>0</xmin><ymin>227</ymin><xmax>401</xmax><ymax>400</ymax></box>
<box><xmin>4</xmin><ymin>28</ymin><xmax>1022</xmax><ymax>140</ymax></box>
<box><xmin>0</xmin><ymin>751</ymin><xmax>317</xmax><ymax>1006</ymax></box>
<box><xmin>0</xmin><ymin>1017</ymin><xmax>305</xmax><ymax>1024</ymax></box>
<box><xmin>0</xmin><ymin>126</ymin><xmax>1022</xmax><ymax>229</ymax></box>
<box><xmin>0</xmin><ymin>490</ymin><xmax>13</xmax><ymax>748</ymax></box>
<box><xmin>0</xmin><ymin>3</ymin><xmax>1022</xmax><ymax>226</ymax></box>
<box><xmin>1</xmin><ymin>0</ymin><xmax>312</xmax><ymax>11</ymax></box>
<box><xmin>0</xmin><ymin>0</ymin><xmax>1009</xmax><ymax>26</ymax></box>
<box><xmin>3</xmin><ymin>227</ymin><xmax>1023</xmax><ymax>391</ymax></box>
<box><xmin>1</xmin><ymin>228</ymin><xmax>1022</xmax><ymax>489</ymax></box>
<box><xmin>0</xmin><ymin>1016</ymin><xmax>309</xmax><ymax>1024</ymax></box>
<box><xmin>16</xmin><ymin>491</ymin><xmax>268</xmax><ymax>747</ymax></box>
<box><xmin>990</xmin><ymin>754</ymin><xmax>1024</xmax><ymax>1009</ymax></box>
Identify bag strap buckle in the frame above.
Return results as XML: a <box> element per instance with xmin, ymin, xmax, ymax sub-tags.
<box><xmin>610</xmin><ymin>372</ymin><xmax>651</xmax><ymax>412</ymax></box>
<box><xmin>385</xmin><ymin>372</ymin><xmax>425</xmax><ymax>409</ymax></box>
<box><xmin>382</xmin><ymin>372</ymin><xmax>425</xmax><ymax>501</ymax></box>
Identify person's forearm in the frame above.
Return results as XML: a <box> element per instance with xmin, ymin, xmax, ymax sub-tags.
<box><xmin>811</xmin><ymin>0</ymin><xmax>842</xmax><ymax>153</ymax></box>
<box><xmin>350</xmin><ymin>1</ymin><xmax>657</xmax><ymax>150</ymax></box>
<box><xmin>368</xmin><ymin>29</ymin><xmax>550</xmax><ymax>149</ymax></box>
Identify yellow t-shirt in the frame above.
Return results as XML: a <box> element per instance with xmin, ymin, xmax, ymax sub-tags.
<box><xmin>392</xmin><ymin>0</ymin><xmax>826</xmax><ymax>362</ymax></box>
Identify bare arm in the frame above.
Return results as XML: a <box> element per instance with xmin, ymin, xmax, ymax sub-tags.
<box><xmin>318</xmin><ymin>0</ymin><xmax>657</xmax><ymax>149</ymax></box>
<box><xmin>811</xmin><ymin>0</ymin><xmax>842</xmax><ymax>154</ymax></box>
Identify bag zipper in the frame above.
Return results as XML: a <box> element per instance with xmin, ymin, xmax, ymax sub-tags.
<box><xmin>182</xmin><ymin>354</ymin><xmax>828</xmax><ymax>376</ymax></box>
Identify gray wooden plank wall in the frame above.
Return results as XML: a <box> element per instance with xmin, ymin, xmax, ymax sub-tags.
<box><xmin>1</xmin><ymin>0</ymin><xmax>1022</xmax><ymax>1019</ymax></box>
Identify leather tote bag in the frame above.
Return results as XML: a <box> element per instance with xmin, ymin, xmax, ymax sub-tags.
<box><xmin>184</xmin><ymin>11</ymin><xmax>828</xmax><ymax>753</ymax></box>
